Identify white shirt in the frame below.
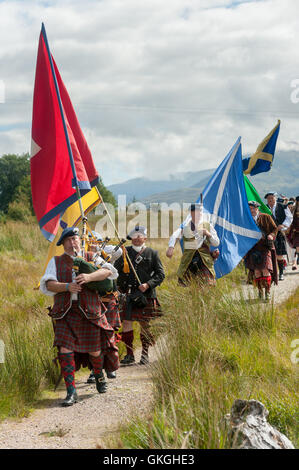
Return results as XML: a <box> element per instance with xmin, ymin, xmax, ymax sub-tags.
<box><xmin>283</xmin><ymin>206</ymin><xmax>293</xmax><ymax>230</ymax></box>
<box><xmin>168</xmin><ymin>218</ymin><xmax>219</xmax><ymax>250</ymax></box>
<box><xmin>101</xmin><ymin>244</ymin><xmax>123</xmax><ymax>264</ymax></box>
<box><xmin>40</xmin><ymin>253</ymin><xmax>118</xmax><ymax>297</ymax></box>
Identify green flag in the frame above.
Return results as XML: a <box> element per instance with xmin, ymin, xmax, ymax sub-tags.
<box><xmin>244</xmin><ymin>175</ymin><xmax>271</xmax><ymax>214</ymax></box>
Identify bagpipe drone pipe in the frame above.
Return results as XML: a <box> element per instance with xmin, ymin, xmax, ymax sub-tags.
<box><xmin>72</xmin><ymin>236</ymin><xmax>127</xmax><ymax>295</ymax></box>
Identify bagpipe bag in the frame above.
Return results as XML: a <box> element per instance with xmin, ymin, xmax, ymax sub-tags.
<box><xmin>73</xmin><ymin>257</ymin><xmax>114</xmax><ymax>294</ymax></box>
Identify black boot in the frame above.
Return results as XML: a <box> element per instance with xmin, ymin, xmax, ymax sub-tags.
<box><xmin>61</xmin><ymin>389</ymin><xmax>78</xmax><ymax>407</ymax></box>
<box><xmin>120</xmin><ymin>354</ymin><xmax>135</xmax><ymax>366</ymax></box>
<box><xmin>94</xmin><ymin>371</ymin><xmax>108</xmax><ymax>393</ymax></box>
<box><xmin>106</xmin><ymin>370</ymin><xmax>116</xmax><ymax>379</ymax></box>
<box><xmin>86</xmin><ymin>370</ymin><xmax>96</xmax><ymax>384</ymax></box>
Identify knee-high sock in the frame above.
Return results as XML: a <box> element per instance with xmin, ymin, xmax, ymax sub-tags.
<box><xmin>89</xmin><ymin>354</ymin><xmax>104</xmax><ymax>375</ymax></box>
<box><xmin>140</xmin><ymin>322</ymin><xmax>155</xmax><ymax>356</ymax></box>
<box><xmin>58</xmin><ymin>352</ymin><xmax>76</xmax><ymax>394</ymax></box>
<box><xmin>254</xmin><ymin>277</ymin><xmax>264</xmax><ymax>293</ymax></box>
<box><xmin>255</xmin><ymin>276</ymin><xmax>271</xmax><ymax>292</ymax></box>
<box><xmin>121</xmin><ymin>330</ymin><xmax>134</xmax><ymax>356</ymax></box>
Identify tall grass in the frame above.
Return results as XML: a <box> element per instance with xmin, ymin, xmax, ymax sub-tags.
<box><xmin>1</xmin><ymin>220</ymin><xmax>298</xmax><ymax>448</ymax></box>
<box><xmin>0</xmin><ymin>221</ymin><xmax>61</xmax><ymax>418</ymax></box>
<box><xmin>110</xmin><ymin>274</ymin><xmax>299</xmax><ymax>449</ymax></box>
<box><xmin>0</xmin><ymin>219</ymin><xmax>138</xmax><ymax>419</ymax></box>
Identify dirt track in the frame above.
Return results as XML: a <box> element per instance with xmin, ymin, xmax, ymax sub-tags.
<box><xmin>0</xmin><ymin>266</ymin><xmax>298</xmax><ymax>449</ymax></box>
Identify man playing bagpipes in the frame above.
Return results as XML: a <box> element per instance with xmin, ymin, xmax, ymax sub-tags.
<box><xmin>244</xmin><ymin>201</ymin><xmax>278</xmax><ymax>301</ymax></box>
<box><xmin>85</xmin><ymin>231</ymin><xmax>123</xmax><ymax>383</ymax></box>
<box><xmin>114</xmin><ymin>225</ymin><xmax>165</xmax><ymax>366</ymax></box>
<box><xmin>166</xmin><ymin>202</ymin><xmax>220</xmax><ymax>287</ymax></box>
<box><xmin>40</xmin><ymin>227</ymin><xmax>120</xmax><ymax>406</ymax></box>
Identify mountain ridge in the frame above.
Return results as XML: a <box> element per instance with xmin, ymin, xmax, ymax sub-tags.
<box><xmin>107</xmin><ymin>150</ymin><xmax>299</xmax><ymax>205</ymax></box>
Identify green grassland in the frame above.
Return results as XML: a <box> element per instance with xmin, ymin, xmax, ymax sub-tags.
<box><xmin>0</xmin><ymin>219</ymin><xmax>298</xmax><ymax>448</ymax></box>
<box><xmin>0</xmin><ymin>219</ymin><xmax>130</xmax><ymax>420</ymax></box>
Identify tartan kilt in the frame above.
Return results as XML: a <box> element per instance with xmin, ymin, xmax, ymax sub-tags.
<box><xmin>275</xmin><ymin>232</ymin><xmax>287</xmax><ymax>256</ymax></box>
<box><xmin>53</xmin><ymin>302</ymin><xmax>118</xmax><ymax>363</ymax></box>
<box><xmin>102</xmin><ymin>293</ymin><xmax>121</xmax><ymax>331</ymax></box>
<box><xmin>245</xmin><ymin>247</ymin><xmax>273</xmax><ymax>272</ymax></box>
<box><xmin>119</xmin><ymin>296</ymin><xmax>162</xmax><ymax>322</ymax></box>
<box><xmin>180</xmin><ymin>254</ymin><xmax>216</xmax><ymax>287</ymax></box>
<box><xmin>184</xmin><ymin>265</ymin><xmax>215</xmax><ymax>286</ymax></box>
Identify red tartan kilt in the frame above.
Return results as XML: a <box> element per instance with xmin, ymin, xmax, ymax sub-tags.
<box><xmin>53</xmin><ymin>303</ymin><xmax>117</xmax><ymax>355</ymax></box>
<box><xmin>102</xmin><ymin>294</ymin><xmax>121</xmax><ymax>331</ymax></box>
<box><xmin>119</xmin><ymin>297</ymin><xmax>162</xmax><ymax>322</ymax></box>
<box><xmin>184</xmin><ymin>265</ymin><xmax>215</xmax><ymax>286</ymax></box>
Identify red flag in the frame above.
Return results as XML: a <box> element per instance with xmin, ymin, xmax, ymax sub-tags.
<box><xmin>30</xmin><ymin>24</ymin><xmax>99</xmax><ymax>241</ymax></box>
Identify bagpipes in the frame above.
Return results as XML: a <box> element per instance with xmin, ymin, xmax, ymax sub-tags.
<box><xmin>71</xmin><ymin>195</ymin><xmax>145</xmax><ymax>300</ymax></box>
<box><xmin>72</xmin><ymin>219</ymin><xmax>127</xmax><ymax>294</ymax></box>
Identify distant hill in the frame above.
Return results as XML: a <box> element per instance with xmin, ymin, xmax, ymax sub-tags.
<box><xmin>107</xmin><ymin>150</ymin><xmax>299</xmax><ymax>206</ymax></box>
<box><xmin>107</xmin><ymin>169</ymin><xmax>214</xmax><ymax>203</ymax></box>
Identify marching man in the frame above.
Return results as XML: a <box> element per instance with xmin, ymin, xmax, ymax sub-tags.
<box><xmin>265</xmin><ymin>192</ymin><xmax>292</xmax><ymax>280</ymax></box>
<box><xmin>40</xmin><ymin>227</ymin><xmax>119</xmax><ymax>406</ymax></box>
<box><xmin>166</xmin><ymin>203</ymin><xmax>220</xmax><ymax>287</ymax></box>
<box><xmin>86</xmin><ymin>231</ymin><xmax>123</xmax><ymax>383</ymax></box>
<box><xmin>114</xmin><ymin>225</ymin><xmax>165</xmax><ymax>366</ymax></box>
<box><xmin>244</xmin><ymin>201</ymin><xmax>278</xmax><ymax>301</ymax></box>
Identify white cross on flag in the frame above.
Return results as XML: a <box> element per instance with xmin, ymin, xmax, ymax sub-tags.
<box><xmin>201</xmin><ymin>137</ymin><xmax>262</xmax><ymax>278</ymax></box>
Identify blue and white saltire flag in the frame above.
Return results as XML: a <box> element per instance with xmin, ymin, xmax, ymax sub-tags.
<box><xmin>201</xmin><ymin>137</ymin><xmax>262</xmax><ymax>278</ymax></box>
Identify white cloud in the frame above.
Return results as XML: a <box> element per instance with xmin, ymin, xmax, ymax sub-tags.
<box><xmin>0</xmin><ymin>0</ymin><xmax>299</xmax><ymax>184</ymax></box>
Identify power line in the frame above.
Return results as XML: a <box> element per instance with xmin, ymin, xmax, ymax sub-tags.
<box><xmin>3</xmin><ymin>99</ymin><xmax>299</xmax><ymax>118</ymax></box>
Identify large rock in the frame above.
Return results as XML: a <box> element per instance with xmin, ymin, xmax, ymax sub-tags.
<box><xmin>226</xmin><ymin>399</ymin><xmax>295</xmax><ymax>449</ymax></box>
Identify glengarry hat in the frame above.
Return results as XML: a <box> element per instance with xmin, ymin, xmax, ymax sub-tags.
<box><xmin>127</xmin><ymin>225</ymin><xmax>147</xmax><ymax>240</ymax></box>
<box><xmin>57</xmin><ymin>227</ymin><xmax>80</xmax><ymax>246</ymax></box>
<box><xmin>90</xmin><ymin>231</ymin><xmax>103</xmax><ymax>241</ymax></box>
<box><xmin>264</xmin><ymin>191</ymin><xmax>277</xmax><ymax>199</ymax></box>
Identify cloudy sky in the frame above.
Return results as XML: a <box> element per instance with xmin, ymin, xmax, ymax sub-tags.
<box><xmin>0</xmin><ymin>0</ymin><xmax>298</xmax><ymax>185</ymax></box>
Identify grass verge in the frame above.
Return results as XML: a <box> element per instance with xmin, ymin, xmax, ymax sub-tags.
<box><xmin>107</xmin><ymin>280</ymin><xmax>299</xmax><ymax>449</ymax></box>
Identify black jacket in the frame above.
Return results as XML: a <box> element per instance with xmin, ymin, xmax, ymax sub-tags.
<box><xmin>114</xmin><ymin>246</ymin><xmax>165</xmax><ymax>298</ymax></box>
<box><xmin>267</xmin><ymin>202</ymin><xmax>286</xmax><ymax>226</ymax></box>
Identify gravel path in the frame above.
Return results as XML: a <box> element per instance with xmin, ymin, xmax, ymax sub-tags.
<box><xmin>0</xmin><ymin>266</ymin><xmax>298</xmax><ymax>449</ymax></box>
<box><xmin>0</xmin><ymin>348</ymin><xmax>154</xmax><ymax>449</ymax></box>
<box><xmin>237</xmin><ymin>265</ymin><xmax>299</xmax><ymax>305</ymax></box>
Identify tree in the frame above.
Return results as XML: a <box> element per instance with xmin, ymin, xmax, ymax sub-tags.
<box><xmin>97</xmin><ymin>176</ymin><xmax>117</xmax><ymax>207</ymax></box>
<box><xmin>0</xmin><ymin>153</ymin><xmax>31</xmax><ymax>213</ymax></box>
